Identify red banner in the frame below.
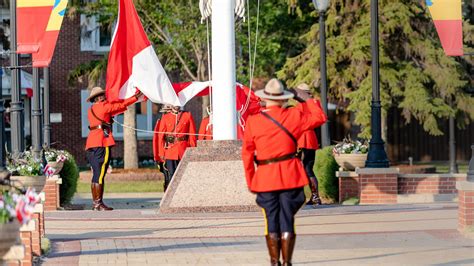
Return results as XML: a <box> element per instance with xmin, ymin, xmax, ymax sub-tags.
<box><xmin>32</xmin><ymin>0</ymin><xmax>68</xmax><ymax>67</ymax></box>
<box><xmin>17</xmin><ymin>0</ymin><xmax>54</xmax><ymax>54</ymax></box>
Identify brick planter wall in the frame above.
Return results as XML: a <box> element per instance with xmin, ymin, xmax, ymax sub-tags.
<box><xmin>43</xmin><ymin>177</ymin><xmax>61</xmax><ymax>211</ymax></box>
<box><xmin>399</xmin><ymin>175</ymin><xmax>466</xmax><ymax>194</ymax></box>
<box><xmin>457</xmin><ymin>181</ymin><xmax>474</xmax><ymax>231</ymax></box>
<box><xmin>338</xmin><ymin>172</ymin><xmax>360</xmax><ymax>202</ymax></box>
<box><xmin>338</xmin><ymin>170</ymin><xmax>466</xmax><ymax>204</ymax></box>
<box><xmin>18</xmin><ymin>220</ymin><xmax>35</xmax><ymax>266</ymax></box>
<box><xmin>358</xmin><ymin>168</ymin><xmax>398</xmax><ymax>204</ymax></box>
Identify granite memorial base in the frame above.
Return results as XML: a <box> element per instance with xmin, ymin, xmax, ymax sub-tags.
<box><xmin>159</xmin><ymin>140</ymin><xmax>258</xmax><ymax>213</ymax></box>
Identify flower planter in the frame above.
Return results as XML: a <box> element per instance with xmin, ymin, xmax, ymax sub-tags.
<box><xmin>9</xmin><ymin>175</ymin><xmax>47</xmax><ymax>193</ymax></box>
<box><xmin>0</xmin><ymin>221</ymin><xmax>20</xmax><ymax>258</ymax></box>
<box><xmin>46</xmin><ymin>161</ymin><xmax>64</xmax><ymax>175</ymax></box>
<box><xmin>333</xmin><ymin>153</ymin><xmax>368</xmax><ymax>171</ymax></box>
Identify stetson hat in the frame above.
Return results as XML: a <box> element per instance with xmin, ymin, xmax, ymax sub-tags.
<box><xmin>255</xmin><ymin>78</ymin><xmax>294</xmax><ymax>100</ymax></box>
<box><xmin>159</xmin><ymin>104</ymin><xmax>172</xmax><ymax>113</ymax></box>
<box><xmin>296</xmin><ymin>83</ymin><xmax>311</xmax><ymax>91</ymax></box>
<box><xmin>86</xmin><ymin>87</ymin><xmax>106</xmax><ymax>102</ymax></box>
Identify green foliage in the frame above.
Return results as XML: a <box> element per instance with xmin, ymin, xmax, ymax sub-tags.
<box><xmin>70</xmin><ymin>0</ymin><xmax>313</xmax><ymax>86</ymax></box>
<box><xmin>41</xmin><ymin>237</ymin><xmax>51</xmax><ymax>255</ymax></box>
<box><xmin>0</xmin><ymin>191</ymin><xmax>15</xmax><ymax>224</ymax></box>
<box><xmin>6</xmin><ymin>150</ymin><xmax>43</xmax><ymax>176</ymax></box>
<box><xmin>59</xmin><ymin>152</ymin><xmax>80</xmax><ymax>205</ymax></box>
<box><xmin>278</xmin><ymin>0</ymin><xmax>473</xmax><ymax>138</ymax></box>
<box><xmin>342</xmin><ymin>197</ymin><xmax>360</xmax><ymax>205</ymax></box>
<box><xmin>314</xmin><ymin>146</ymin><xmax>339</xmax><ymax>202</ymax></box>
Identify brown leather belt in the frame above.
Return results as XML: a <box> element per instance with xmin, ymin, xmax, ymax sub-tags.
<box><xmin>165</xmin><ymin>135</ymin><xmax>189</xmax><ymax>144</ymax></box>
<box><xmin>255</xmin><ymin>153</ymin><xmax>300</xmax><ymax>166</ymax></box>
<box><xmin>88</xmin><ymin>125</ymin><xmax>103</xmax><ymax>130</ymax></box>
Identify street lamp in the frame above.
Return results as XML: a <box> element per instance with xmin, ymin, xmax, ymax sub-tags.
<box><xmin>365</xmin><ymin>0</ymin><xmax>389</xmax><ymax>168</ymax></box>
<box><xmin>312</xmin><ymin>0</ymin><xmax>330</xmax><ymax>148</ymax></box>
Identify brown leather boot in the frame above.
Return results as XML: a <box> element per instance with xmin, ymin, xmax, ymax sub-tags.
<box><xmin>91</xmin><ymin>183</ymin><xmax>102</xmax><ymax>210</ymax></box>
<box><xmin>98</xmin><ymin>183</ymin><xmax>113</xmax><ymax>211</ymax></box>
<box><xmin>265</xmin><ymin>233</ymin><xmax>281</xmax><ymax>266</ymax></box>
<box><xmin>281</xmin><ymin>232</ymin><xmax>296</xmax><ymax>266</ymax></box>
<box><xmin>307</xmin><ymin>177</ymin><xmax>322</xmax><ymax>206</ymax></box>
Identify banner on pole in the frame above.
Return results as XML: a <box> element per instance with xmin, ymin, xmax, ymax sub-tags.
<box><xmin>32</xmin><ymin>0</ymin><xmax>68</xmax><ymax>67</ymax></box>
<box><xmin>17</xmin><ymin>0</ymin><xmax>55</xmax><ymax>54</ymax></box>
<box><xmin>426</xmin><ymin>0</ymin><xmax>463</xmax><ymax>56</ymax></box>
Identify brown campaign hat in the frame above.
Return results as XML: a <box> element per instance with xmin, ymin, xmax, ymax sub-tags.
<box><xmin>255</xmin><ymin>79</ymin><xmax>294</xmax><ymax>100</ymax></box>
<box><xmin>296</xmin><ymin>83</ymin><xmax>311</xmax><ymax>91</ymax></box>
<box><xmin>86</xmin><ymin>87</ymin><xmax>106</xmax><ymax>102</ymax></box>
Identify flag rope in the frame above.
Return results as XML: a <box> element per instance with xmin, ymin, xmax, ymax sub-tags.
<box><xmin>112</xmin><ymin>117</ymin><xmax>213</xmax><ymax>137</ymax></box>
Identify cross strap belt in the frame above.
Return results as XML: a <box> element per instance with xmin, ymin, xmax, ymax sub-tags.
<box><xmin>88</xmin><ymin>125</ymin><xmax>108</xmax><ymax>131</ymax></box>
<box><xmin>255</xmin><ymin>152</ymin><xmax>301</xmax><ymax>166</ymax></box>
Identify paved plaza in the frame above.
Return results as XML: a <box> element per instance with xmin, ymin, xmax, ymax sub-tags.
<box><xmin>40</xmin><ymin>193</ymin><xmax>474</xmax><ymax>265</ymax></box>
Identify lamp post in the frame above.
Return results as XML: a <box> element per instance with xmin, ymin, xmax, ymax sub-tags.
<box><xmin>9</xmin><ymin>0</ymin><xmax>24</xmax><ymax>157</ymax></box>
<box><xmin>365</xmin><ymin>0</ymin><xmax>389</xmax><ymax>168</ymax></box>
<box><xmin>312</xmin><ymin>0</ymin><xmax>330</xmax><ymax>147</ymax></box>
<box><xmin>0</xmin><ymin>68</ymin><xmax>5</xmax><ymax>171</ymax></box>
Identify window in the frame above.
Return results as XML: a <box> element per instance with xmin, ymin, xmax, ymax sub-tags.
<box><xmin>0</xmin><ymin>8</ymin><xmax>10</xmax><ymax>53</ymax></box>
<box><xmin>81</xmin><ymin>90</ymin><xmax>161</xmax><ymax>140</ymax></box>
<box><xmin>80</xmin><ymin>15</ymin><xmax>113</xmax><ymax>52</ymax></box>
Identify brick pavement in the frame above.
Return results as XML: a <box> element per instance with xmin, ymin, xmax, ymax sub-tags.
<box><xmin>40</xmin><ymin>195</ymin><xmax>474</xmax><ymax>265</ymax></box>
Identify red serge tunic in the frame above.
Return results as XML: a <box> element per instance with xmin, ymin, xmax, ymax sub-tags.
<box><xmin>296</xmin><ymin>104</ymin><xmax>319</xmax><ymax>150</ymax></box>
<box><xmin>157</xmin><ymin>111</ymin><xmax>197</xmax><ymax>160</ymax></box>
<box><xmin>242</xmin><ymin>99</ymin><xmax>327</xmax><ymax>192</ymax></box>
<box><xmin>85</xmin><ymin>97</ymin><xmax>137</xmax><ymax>150</ymax></box>
<box><xmin>198</xmin><ymin>116</ymin><xmax>213</xmax><ymax>141</ymax></box>
<box><xmin>152</xmin><ymin>119</ymin><xmax>162</xmax><ymax>162</ymax></box>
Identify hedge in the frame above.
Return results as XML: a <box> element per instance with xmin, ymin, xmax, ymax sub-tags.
<box><xmin>59</xmin><ymin>152</ymin><xmax>79</xmax><ymax>205</ymax></box>
<box><xmin>314</xmin><ymin>146</ymin><xmax>339</xmax><ymax>203</ymax></box>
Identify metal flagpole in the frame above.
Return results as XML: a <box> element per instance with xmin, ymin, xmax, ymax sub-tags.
<box><xmin>211</xmin><ymin>0</ymin><xmax>237</xmax><ymax>140</ymax></box>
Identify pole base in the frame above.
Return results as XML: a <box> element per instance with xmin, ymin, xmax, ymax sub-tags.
<box><xmin>365</xmin><ymin>143</ymin><xmax>389</xmax><ymax>168</ymax></box>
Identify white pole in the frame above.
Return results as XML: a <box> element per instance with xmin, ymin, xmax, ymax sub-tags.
<box><xmin>211</xmin><ymin>0</ymin><xmax>237</xmax><ymax>140</ymax></box>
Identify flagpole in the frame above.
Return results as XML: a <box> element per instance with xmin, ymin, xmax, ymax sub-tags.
<box><xmin>211</xmin><ymin>0</ymin><xmax>237</xmax><ymax>140</ymax></box>
<box><xmin>9</xmin><ymin>0</ymin><xmax>25</xmax><ymax>157</ymax></box>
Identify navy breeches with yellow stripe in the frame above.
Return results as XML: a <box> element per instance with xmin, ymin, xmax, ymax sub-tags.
<box><xmin>256</xmin><ymin>187</ymin><xmax>306</xmax><ymax>234</ymax></box>
<box><xmin>87</xmin><ymin>147</ymin><xmax>110</xmax><ymax>184</ymax></box>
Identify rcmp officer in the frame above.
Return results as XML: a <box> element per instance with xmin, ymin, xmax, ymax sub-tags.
<box><xmin>295</xmin><ymin>83</ymin><xmax>322</xmax><ymax>206</ymax></box>
<box><xmin>242</xmin><ymin>79</ymin><xmax>327</xmax><ymax>265</ymax></box>
<box><xmin>85</xmin><ymin>87</ymin><xmax>142</xmax><ymax>211</ymax></box>
<box><xmin>157</xmin><ymin>105</ymin><xmax>197</xmax><ymax>191</ymax></box>
<box><xmin>198</xmin><ymin>105</ymin><xmax>213</xmax><ymax>141</ymax></box>
<box><xmin>153</xmin><ymin>104</ymin><xmax>172</xmax><ymax>190</ymax></box>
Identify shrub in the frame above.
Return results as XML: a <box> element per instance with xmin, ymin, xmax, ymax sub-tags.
<box><xmin>59</xmin><ymin>152</ymin><xmax>79</xmax><ymax>205</ymax></box>
<box><xmin>314</xmin><ymin>146</ymin><xmax>339</xmax><ymax>203</ymax></box>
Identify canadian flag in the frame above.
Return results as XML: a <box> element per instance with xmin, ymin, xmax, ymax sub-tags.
<box><xmin>106</xmin><ymin>0</ymin><xmax>208</xmax><ymax>106</ymax></box>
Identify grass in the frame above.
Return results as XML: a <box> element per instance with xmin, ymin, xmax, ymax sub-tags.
<box><xmin>41</xmin><ymin>237</ymin><xmax>51</xmax><ymax>255</ymax></box>
<box><xmin>342</xmin><ymin>197</ymin><xmax>360</xmax><ymax>205</ymax></box>
<box><xmin>77</xmin><ymin>180</ymin><xmax>164</xmax><ymax>193</ymax></box>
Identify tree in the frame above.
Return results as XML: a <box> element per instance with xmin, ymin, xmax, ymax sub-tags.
<box><xmin>278</xmin><ymin>0</ymin><xmax>473</xmax><ymax>138</ymax></box>
<box><xmin>68</xmin><ymin>0</ymin><xmax>314</xmax><ymax>167</ymax></box>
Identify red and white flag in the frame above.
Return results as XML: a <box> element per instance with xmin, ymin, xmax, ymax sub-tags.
<box><xmin>106</xmin><ymin>0</ymin><xmax>208</xmax><ymax>106</ymax></box>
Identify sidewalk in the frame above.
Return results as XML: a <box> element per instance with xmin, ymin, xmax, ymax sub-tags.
<box><xmin>41</xmin><ymin>194</ymin><xmax>474</xmax><ymax>265</ymax></box>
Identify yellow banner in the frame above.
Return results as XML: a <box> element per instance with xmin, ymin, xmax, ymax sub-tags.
<box><xmin>46</xmin><ymin>0</ymin><xmax>68</xmax><ymax>31</ymax></box>
<box><xmin>427</xmin><ymin>0</ymin><xmax>462</xmax><ymax>20</ymax></box>
<box><xmin>17</xmin><ymin>0</ymin><xmax>55</xmax><ymax>8</ymax></box>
